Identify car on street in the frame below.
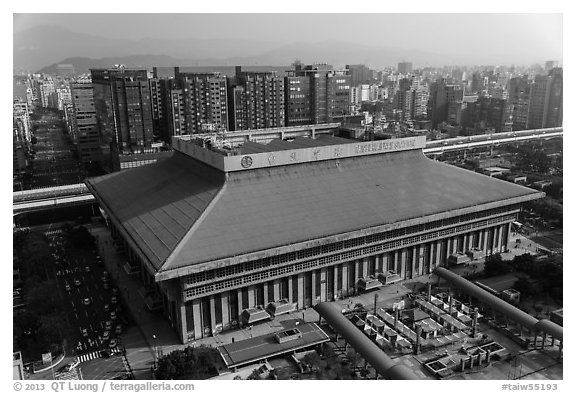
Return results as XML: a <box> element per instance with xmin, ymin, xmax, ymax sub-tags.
<box><xmin>65</xmin><ymin>283</ymin><xmax>71</xmax><ymax>292</ymax></box>
<box><xmin>81</xmin><ymin>328</ymin><xmax>88</xmax><ymax>338</ymax></box>
<box><xmin>83</xmin><ymin>298</ymin><xmax>91</xmax><ymax>306</ymax></box>
<box><xmin>85</xmin><ymin>266</ymin><xmax>91</xmax><ymax>273</ymax></box>
<box><xmin>111</xmin><ymin>295</ymin><xmax>118</xmax><ymax>304</ymax></box>
<box><xmin>64</xmin><ymin>358</ymin><xmax>80</xmax><ymax>372</ymax></box>
<box><xmin>74</xmin><ymin>278</ymin><xmax>82</xmax><ymax>286</ymax></box>
<box><xmin>102</xmin><ymin>271</ymin><xmax>109</xmax><ymax>283</ymax></box>
<box><xmin>109</xmin><ymin>339</ymin><xmax>118</xmax><ymax>349</ymax></box>
<box><xmin>105</xmin><ymin>320</ymin><xmax>112</xmax><ymax>330</ymax></box>
<box><xmin>104</xmin><ymin>304</ymin><xmax>110</xmax><ymax>312</ymax></box>
<box><xmin>102</xmin><ymin>331</ymin><xmax>111</xmax><ymax>341</ymax></box>
<box><xmin>110</xmin><ymin>311</ymin><xmax>117</xmax><ymax>320</ymax></box>
<box><xmin>114</xmin><ymin>324</ymin><xmax>122</xmax><ymax>335</ymax></box>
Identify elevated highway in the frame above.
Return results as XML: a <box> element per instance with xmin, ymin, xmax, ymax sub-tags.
<box><xmin>423</xmin><ymin>127</ymin><xmax>562</xmax><ymax>155</ymax></box>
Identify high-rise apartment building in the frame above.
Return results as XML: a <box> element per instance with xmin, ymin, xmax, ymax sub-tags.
<box><xmin>470</xmin><ymin>72</ymin><xmax>485</xmax><ymax>94</ymax></box>
<box><xmin>544</xmin><ymin>68</ymin><xmax>563</xmax><ymax>128</ymax></box>
<box><xmin>174</xmin><ymin>68</ymin><xmax>229</xmax><ymax>134</ymax></box>
<box><xmin>428</xmin><ymin>79</ymin><xmax>464</xmax><ymax>129</ymax></box>
<box><xmin>228</xmin><ymin>67</ymin><xmax>285</xmax><ymax>131</ymax></box>
<box><xmin>70</xmin><ymin>77</ymin><xmax>101</xmax><ymax>165</ymax></box>
<box><xmin>285</xmin><ymin>64</ymin><xmax>351</xmax><ymax>126</ymax></box>
<box><xmin>508</xmin><ymin>76</ymin><xmax>530</xmax><ymax>131</ymax></box>
<box><xmin>397</xmin><ymin>62</ymin><xmax>413</xmax><ymax>75</ymax></box>
<box><xmin>527</xmin><ymin>68</ymin><xmax>562</xmax><ymax>130</ymax></box>
<box><xmin>544</xmin><ymin>61</ymin><xmax>559</xmax><ymax>73</ymax></box>
<box><xmin>346</xmin><ymin>64</ymin><xmax>372</xmax><ymax>86</ymax></box>
<box><xmin>90</xmin><ymin>66</ymin><xmax>154</xmax><ymax>172</ymax></box>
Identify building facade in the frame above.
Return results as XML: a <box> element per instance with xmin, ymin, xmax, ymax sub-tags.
<box><xmin>174</xmin><ymin>69</ymin><xmax>229</xmax><ymax>134</ymax></box>
<box><xmin>87</xmin><ymin>129</ymin><xmax>543</xmax><ymax>344</ymax></box>
<box><xmin>91</xmin><ymin>66</ymin><xmax>154</xmax><ymax>172</ymax></box>
<box><xmin>228</xmin><ymin>67</ymin><xmax>285</xmax><ymax>131</ymax></box>
<box><xmin>70</xmin><ymin>77</ymin><xmax>102</xmax><ymax>165</ymax></box>
<box><xmin>397</xmin><ymin>62</ymin><xmax>413</xmax><ymax>75</ymax></box>
<box><xmin>285</xmin><ymin>64</ymin><xmax>351</xmax><ymax>126</ymax></box>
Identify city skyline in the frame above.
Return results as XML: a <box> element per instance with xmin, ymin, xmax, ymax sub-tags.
<box><xmin>14</xmin><ymin>13</ymin><xmax>563</xmax><ymax>70</ymax></box>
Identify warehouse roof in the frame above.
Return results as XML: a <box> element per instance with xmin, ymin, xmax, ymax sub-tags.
<box><xmin>86</xmin><ymin>136</ymin><xmax>543</xmax><ymax>280</ymax></box>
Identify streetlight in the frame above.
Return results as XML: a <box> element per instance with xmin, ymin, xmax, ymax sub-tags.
<box><xmin>152</xmin><ymin>334</ymin><xmax>157</xmax><ymax>366</ymax></box>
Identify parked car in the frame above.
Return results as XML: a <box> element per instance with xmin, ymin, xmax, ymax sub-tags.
<box><xmin>104</xmin><ymin>304</ymin><xmax>110</xmax><ymax>312</ymax></box>
<box><xmin>83</xmin><ymin>298</ymin><xmax>91</xmax><ymax>306</ymax></box>
<box><xmin>114</xmin><ymin>324</ymin><xmax>122</xmax><ymax>335</ymax></box>
<box><xmin>110</xmin><ymin>311</ymin><xmax>117</xmax><ymax>321</ymax></box>
<box><xmin>81</xmin><ymin>328</ymin><xmax>88</xmax><ymax>338</ymax></box>
<box><xmin>102</xmin><ymin>331</ymin><xmax>111</xmax><ymax>341</ymax></box>
<box><xmin>105</xmin><ymin>320</ymin><xmax>112</xmax><ymax>330</ymax></box>
<box><xmin>65</xmin><ymin>283</ymin><xmax>71</xmax><ymax>292</ymax></box>
<box><xmin>109</xmin><ymin>339</ymin><xmax>118</xmax><ymax>349</ymax></box>
<box><xmin>85</xmin><ymin>266</ymin><xmax>91</xmax><ymax>273</ymax></box>
<box><xmin>111</xmin><ymin>295</ymin><xmax>118</xmax><ymax>305</ymax></box>
<box><xmin>74</xmin><ymin>278</ymin><xmax>82</xmax><ymax>286</ymax></box>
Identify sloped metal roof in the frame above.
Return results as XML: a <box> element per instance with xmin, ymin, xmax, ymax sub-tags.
<box><xmin>162</xmin><ymin>149</ymin><xmax>541</xmax><ymax>272</ymax></box>
<box><xmin>88</xmin><ymin>146</ymin><xmax>542</xmax><ymax>277</ymax></box>
<box><xmin>86</xmin><ymin>152</ymin><xmax>223</xmax><ymax>270</ymax></box>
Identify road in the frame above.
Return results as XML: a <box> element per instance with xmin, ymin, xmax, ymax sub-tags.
<box><xmin>22</xmin><ymin>112</ymin><xmax>85</xmax><ymax>190</ymax></box>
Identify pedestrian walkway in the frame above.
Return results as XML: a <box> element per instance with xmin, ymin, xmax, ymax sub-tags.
<box><xmin>78</xmin><ymin>351</ymin><xmax>100</xmax><ymax>363</ymax></box>
<box><xmin>87</xmin><ymin>223</ymin><xmax>178</xmax><ymax>379</ymax></box>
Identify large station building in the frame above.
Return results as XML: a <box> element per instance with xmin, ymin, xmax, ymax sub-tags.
<box><xmin>86</xmin><ymin>128</ymin><xmax>543</xmax><ymax>344</ymax></box>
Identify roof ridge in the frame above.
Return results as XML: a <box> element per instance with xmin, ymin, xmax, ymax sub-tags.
<box><xmin>159</xmin><ymin>181</ymin><xmax>229</xmax><ymax>273</ymax></box>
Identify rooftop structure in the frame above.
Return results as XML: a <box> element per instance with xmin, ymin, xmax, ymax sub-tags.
<box><xmin>86</xmin><ymin>127</ymin><xmax>544</xmax><ymax>343</ymax></box>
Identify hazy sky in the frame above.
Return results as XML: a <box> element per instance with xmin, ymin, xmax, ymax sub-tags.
<box><xmin>13</xmin><ymin>13</ymin><xmax>563</xmax><ymax>60</ymax></box>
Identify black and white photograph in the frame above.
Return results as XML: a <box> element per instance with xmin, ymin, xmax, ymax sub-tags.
<box><xmin>9</xmin><ymin>2</ymin><xmax>566</xmax><ymax>389</ymax></box>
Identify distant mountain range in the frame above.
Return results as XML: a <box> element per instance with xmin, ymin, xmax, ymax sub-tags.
<box><xmin>15</xmin><ymin>25</ymin><xmax>459</xmax><ymax>73</ymax></box>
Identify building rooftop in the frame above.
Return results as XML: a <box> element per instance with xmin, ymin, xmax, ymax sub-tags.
<box><xmin>87</xmin><ymin>135</ymin><xmax>544</xmax><ymax>281</ymax></box>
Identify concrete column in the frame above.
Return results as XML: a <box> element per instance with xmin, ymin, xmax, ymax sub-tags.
<box><xmin>482</xmin><ymin>229</ymin><xmax>489</xmax><ymax>254</ymax></box>
<box><xmin>417</xmin><ymin>245</ymin><xmax>425</xmax><ymax>276</ymax></box>
<box><xmin>263</xmin><ymin>282</ymin><xmax>269</xmax><ymax>305</ymax></box>
<box><xmin>297</xmin><ymin>273</ymin><xmax>305</xmax><ymax>309</ymax></box>
<box><xmin>311</xmin><ymin>270</ymin><xmax>318</xmax><ymax>304</ymax></box>
<box><xmin>209</xmin><ymin>296</ymin><xmax>216</xmax><ymax>333</ymax></box>
<box><xmin>342</xmin><ymin>262</ymin><xmax>349</xmax><ymax>296</ymax></box>
<box><xmin>179</xmin><ymin>301</ymin><xmax>188</xmax><ymax>344</ymax></box>
<box><xmin>503</xmin><ymin>223</ymin><xmax>510</xmax><ymax>252</ymax></box>
<box><xmin>362</xmin><ymin>258</ymin><xmax>369</xmax><ymax>278</ymax></box>
<box><xmin>354</xmin><ymin>259</ymin><xmax>360</xmax><ymax>283</ymax></box>
<box><xmin>237</xmin><ymin>288</ymin><xmax>244</xmax><ymax>318</ymax></box>
<box><xmin>287</xmin><ymin>278</ymin><xmax>294</xmax><ymax>303</ymax></box>
<box><xmin>320</xmin><ymin>268</ymin><xmax>327</xmax><ymax>302</ymax></box>
<box><xmin>464</xmin><ymin>234</ymin><xmax>470</xmax><ymax>251</ymax></box>
<box><xmin>247</xmin><ymin>285</ymin><xmax>256</xmax><ymax>308</ymax></box>
<box><xmin>221</xmin><ymin>291</ymin><xmax>230</xmax><ymax>328</ymax></box>
<box><xmin>192</xmin><ymin>298</ymin><xmax>202</xmax><ymax>340</ymax></box>
<box><xmin>494</xmin><ymin>226</ymin><xmax>502</xmax><ymax>252</ymax></box>
<box><xmin>434</xmin><ymin>241</ymin><xmax>442</xmax><ymax>268</ymax></box>
<box><xmin>399</xmin><ymin>249</ymin><xmax>407</xmax><ymax>279</ymax></box>
<box><xmin>492</xmin><ymin>227</ymin><xmax>498</xmax><ymax>254</ymax></box>
<box><xmin>376</xmin><ymin>254</ymin><xmax>383</xmax><ymax>273</ymax></box>
<box><xmin>273</xmin><ymin>279</ymin><xmax>281</xmax><ymax>302</ymax></box>
<box><xmin>329</xmin><ymin>266</ymin><xmax>336</xmax><ymax>300</ymax></box>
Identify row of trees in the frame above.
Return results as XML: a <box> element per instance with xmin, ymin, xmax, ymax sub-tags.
<box><xmin>13</xmin><ymin>230</ymin><xmax>67</xmax><ymax>359</ymax></box>
<box><xmin>483</xmin><ymin>253</ymin><xmax>563</xmax><ymax>302</ymax></box>
<box><xmin>154</xmin><ymin>345</ymin><xmax>221</xmax><ymax>380</ymax></box>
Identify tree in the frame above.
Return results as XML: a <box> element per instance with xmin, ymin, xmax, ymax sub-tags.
<box><xmin>154</xmin><ymin>345</ymin><xmax>220</xmax><ymax>380</ymax></box>
<box><xmin>483</xmin><ymin>253</ymin><xmax>510</xmax><ymax>277</ymax></box>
